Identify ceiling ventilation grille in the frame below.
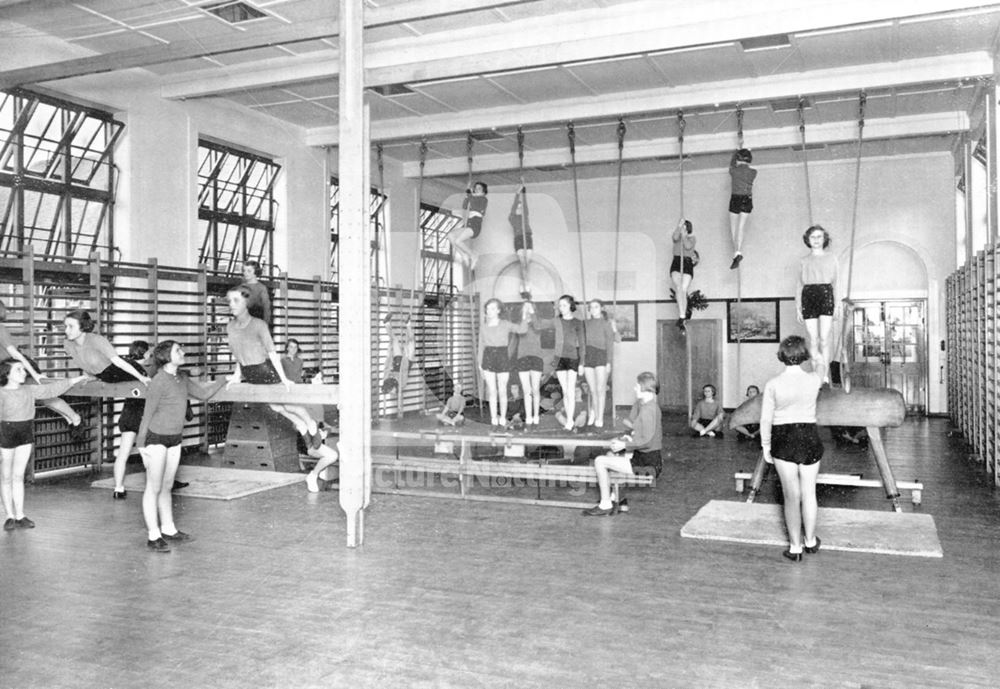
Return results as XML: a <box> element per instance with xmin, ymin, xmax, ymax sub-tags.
<box><xmin>469</xmin><ymin>130</ymin><xmax>504</xmax><ymax>142</ymax></box>
<box><xmin>771</xmin><ymin>97</ymin><xmax>811</xmax><ymax>113</ymax></box>
<box><xmin>204</xmin><ymin>1</ymin><xmax>267</xmax><ymax>24</ymax></box>
<box><xmin>740</xmin><ymin>34</ymin><xmax>791</xmax><ymax>51</ymax></box>
<box><xmin>370</xmin><ymin>84</ymin><xmax>414</xmax><ymax>97</ymax></box>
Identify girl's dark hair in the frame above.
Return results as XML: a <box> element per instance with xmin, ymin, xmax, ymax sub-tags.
<box><xmin>244</xmin><ymin>260</ymin><xmax>263</xmax><ymax>278</ymax></box>
<box><xmin>702</xmin><ymin>384</ymin><xmax>717</xmax><ymax>396</ymax></box>
<box><xmin>802</xmin><ymin>225</ymin><xmax>831</xmax><ymax>249</ymax></box>
<box><xmin>558</xmin><ymin>294</ymin><xmax>576</xmax><ymax>313</ymax></box>
<box><xmin>588</xmin><ymin>299</ymin><xmax>606</xmax><ymax>318</ymax></box>
<box><xmin>484</xmin><ymin>297</ymin><xmax>505</xmax><ymax>318</ymax></box>
<box><xmin>152</xmin><ymin>340</ymin><xmax>177</xmax><ymax>368</ymax></box>
<box><xmin>746</xmin><ymin>385</ymin><xmax>760</xmax><ymax>396</ymax></box>
<box><xmin>287</xmin><ymin>338</ymin><xmax>300</xmax><ymax>352</ymax></box>
<box><xmin>0</xmin><ymin>357</ymin><xmax>18</xmax><ymax>387</ymax></box>
<box><xmin>66</xmin><ymin>310</ymin><xmax>97</xmax><ymax>333</ymax></box>
<box><xmin>777</xmin><ymin>335</ymin><xmax>811</xmax><ymax>365</ymax></box>
<box><xmin>227</xmin><ymin>285</ymin><xmax>252</xmax><ymax>301</ymax></box>
<box><xmin>472</xmin><ymin>181</ymin><xmax>488</xmax><ymax>194</ymax></box>
<box><xmin>736</xmin><ymin>148</ymin><xmax>753</xmax><ymax>163</ymax></box>
<box><xmin>129</xmin><ymin>340</ymin><xmax>150</xmax><ymax>360</ymax></box>
<box><xmin>637</xmin><ymin>371</ymin><xmax>658</xmax><ymax>393</ymax></box>
<box><xmin>0</xmin><ymin>299</ymin><xmax>7</xmax><ymax>322</ymax></box>
<box><xmin>681</xmin><ymin>219</ymin><xmax>693</xmax><ymax>234</ymax></box>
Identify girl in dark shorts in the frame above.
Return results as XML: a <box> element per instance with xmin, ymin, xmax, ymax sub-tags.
<box><xmin>760</xmin><ymin>335</ymin><xmax>824</xmax><ymax>562</ymax></box>
<box><xmin>478</xmin><ymin>298</ymin><xmax>528</xmax><ymax>427</ymax></box>
<box><xmin>0</xmin><ymin>359</ymin><xmax>90</xmax><ymax>531</ymax></box>
<box><xmin>136</xmin><ymin>341</ymin><xmax>225</xmax><ymax>552</ymax></box>
<box><xmin>670</xmin><ymin>218</ymin><xmax>697</xmax><ymax>331</ymax></box>
<box><xmin>554</xmin><ymin>295</ymin><xmax>584</xmax><ymax>432</ymax></box>
<box><xmin>226</xmin><ymin>286</ymin><xmax>321</xmax><ymax>447</ymax></box>
<box><xmin>512</xmin><ymin>301</ymin><xmax>552</xmax><ymax>426</ymax></box>
<box><xmin>796</xmin><ymin>225</ymin><xmax>840</xmax><ymax>384</ymax></box>
<box><xmin>63</xmin><ymin>311</ymin><xmax>152</xmax><ymax>500</ymax></box>
<box><xmin>582</xmin><ymin>299</ymin><xmax>620</xmax><ymax>428</ymax></box>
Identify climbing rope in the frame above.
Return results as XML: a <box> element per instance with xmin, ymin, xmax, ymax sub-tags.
<box><xmin>678</xmin><ymin>109</ymin><xmax>693</xmax><ymax>419</ymax></box>
<box><xmin>839</xmin><ymin>91</ymin><xmax>867</xmax><ymax>393</ymax></box>
<box><xmin>566</xmin><ymin>122</ymin><xmax>587</xmax><ymax>300</ymax></box>
<box><xmin>798</xmin><ymin>98</ymin><xmax>814</xmax><ymax>225</ymax></box>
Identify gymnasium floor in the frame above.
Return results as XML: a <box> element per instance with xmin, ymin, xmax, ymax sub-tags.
<box><xmin>1</xmin><ymin>415</ymin><xmax>998</xmax><ymax>688</ymax></box>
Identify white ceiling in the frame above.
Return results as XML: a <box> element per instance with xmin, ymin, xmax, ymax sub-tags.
<box><xmin>1</xmin><ymin>0</ymin><xmax>998</xmax><ymax>188</ymax></box>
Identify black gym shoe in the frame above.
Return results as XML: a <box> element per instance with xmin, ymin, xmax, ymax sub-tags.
<box><xmin>172</xmin><ymin>480</ymin><xmax>189</xmax><ymax>490</ymax></box>
<box><xmin>730</xmin><ymin>254</ymin><xmax>743</xmax><ymax>270</ymax></box>
<box><xmin>15</xmin><ymin>517</ymin><xmax>35</xmax><ymax>529</ymax></box>
<box><xmin>3</xmin><ymin>518</ymin><xmax>15</xmax><ymax>531</ymax></box>
<box><xmin>617</xmin><ymin>498</ymin><xmax>630</xmax><ymax>513</ymax></box>
<box><xmin>147</xmin><ymin>537</ymin><xmax>171</xmax><ymax>553</ymax></box>
<box><xmin>162</xmin><ymin>530</ymin><xmax>192</xmax><ymax>542</ymax></box>
<box><xmin>68</xmin><ymin>422</ymin><xmax>88</xmax><ymax>442</ymax></box>
<box><xmin>112</xmin><ymin>490</ymin><xmax>127</xmax><ymax>500</ymax></box>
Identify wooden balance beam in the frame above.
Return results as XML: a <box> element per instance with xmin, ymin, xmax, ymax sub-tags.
<box><xmin>65</xmin><ymin>380</ymin><xmax>339</xmax><ymax>406</ymax></box>
<box><xmin>728</xmin><ymin>387</ymin><xmax>916</xmax><ymax>512</ymax></box>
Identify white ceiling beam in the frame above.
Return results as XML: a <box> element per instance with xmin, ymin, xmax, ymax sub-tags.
<box><xmin>401</xmin><ymin>111</ymin><xmax>969</xmax><ymax>177</ymax></box>
<box><xmin>160</xmin><ymin>0</ymin><xmax>992</xmax><ymax>100</ymax></box>
<box><xmin>306</xmin><ymin>52</ymin><xmax>991</xmax><ymax>146</ymax></box>
<box><xmin>0</xmin><ymin>0</ymin><xmax>538</xmax><ymax>89</ymax></box>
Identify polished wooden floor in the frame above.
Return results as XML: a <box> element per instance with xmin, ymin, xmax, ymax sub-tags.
<box><xmin>2</xmin><ymin>416</ymin><xmax>999</xmax><ymax>688</ymax></box>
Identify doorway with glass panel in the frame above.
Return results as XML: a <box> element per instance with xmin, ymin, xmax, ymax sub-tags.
<box><xmin>847</xmin><ymin>300</ymin><xmax>927</xmax><ymax>414</ymax></box>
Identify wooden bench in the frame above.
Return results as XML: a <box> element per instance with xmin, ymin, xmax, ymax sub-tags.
<box><xmin>370</xmin><ymin>430</ymin><xmax>655</xmax><ymax>508</ymax></box>
<box><xmin>733</xmin><ymin>470</ymin><xmax>923</xmax><ymax>505</ymax></box>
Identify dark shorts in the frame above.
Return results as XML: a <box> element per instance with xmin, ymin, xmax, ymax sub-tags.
<box><xmin>801</xmin><ymin>284</ymin><xmax>835</xmax><ymax>319</ymax></box>
<box><xmin>729</xmin><ymin>194</ymin><xmax>753</xmax><ymax>214</ymax></box>
<box><xmin>555</xmin><ymin>357</ymin><xmax>579</xmax><ymax>372</ymax></box>
<box><xmin>144</xmin><ymin>431</ymin><xmax>183</xmax><ymax>448</ymax></box>
<box><xmin>390</xmin><ymin>355</ymin><xmax>402</xmax><ymax>373</ymax></box>
<box><xmin>467</xmin><ymin>215</ymin><xmax>483</xmax><ymax>239</ymax></box>
<box><xmin>481</xmin><ymin>346</ymin><xmax>510</xmax><ymax>373</ymax></box>
<box><xmin>96</xmin><ymin>364</ymin><xmax>138</xmax><ymax>384</ymax></box>
<box><xmin>771</xmin><ymin>423</ymin><xmax>824</xmax><ymax>465</ymax></box>
<box><xmin>95</xmin><ymin>365</ymin><xmax>145</xmax><ymax>432</ymax></box>
<box><xmin>584</xmin><ymin>345</ymin><xmax>608</xmax><ymax>368</ymax></box>
<box><xmin>118</xmin><ymin>399</ymin><xmax>144</xmax><ymax>434</ymax></box>
<box><xmin>516</xmin><ymin>355</ymin><xmax>543</xmax><ymax>373</ymax></box>
<box><xmin>631</xmin><ymin>449</ymin><xmax>661</xmax><ymax>469</ymax></box>
<box><xmin>0</xmin><ymin>420</ymin><xmax>33</xmax><ymax>449</ymax></box>
<box><xmin>242</xmin><ymin>361</ymin><xmax>282</xmax><ymax>384</ymax></box>
<box><xmin>514</xmin><ymin>231</ymin><xmax>533</xmax><ymax>252</ymax></box>
<box><xmin>670</xmin><ymin>255</ymin><xmax>694</xmax><ymax>276</ymax></box>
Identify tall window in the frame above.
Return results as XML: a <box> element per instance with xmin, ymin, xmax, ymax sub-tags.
<box><xmin>197</xmin><ymin>139</ymin><xmax>280</xmax><ymax>274</ymax></box>
<box><xmin>0</xmin><ymin>89</ymin><xmax>122</xmax><ymax>260</ymax></box>
<box><xmin>328</xmin><ymin>176</ymin><xmax>387</xmax><ymax>285</ymax></box>
<box><xmin>419</xmin><ymin>203</ymin><xmax>463</xmax><ymax>295</ymax></box>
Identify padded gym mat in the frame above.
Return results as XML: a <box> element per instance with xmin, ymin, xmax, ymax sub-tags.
<box><xmin>680</xmin><ymin>499</ymin><xmax>943</xmax><ymax>558</ymax></box>
<box><xmin>91</xmin><ymin>465</ymin><xmax>304</xmax><ymax>501</ymax></box>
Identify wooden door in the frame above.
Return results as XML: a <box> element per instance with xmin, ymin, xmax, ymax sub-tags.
<box><xmin>657</xmin><ymin>319</ymin><xmax>722</xmax><ymax>413</ymax></box>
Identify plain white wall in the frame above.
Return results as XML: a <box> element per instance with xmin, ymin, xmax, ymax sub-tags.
<box><xmin>441</xmin><ymin>152</ymin><xmax>956</xmax><ymax>412</ymax></box>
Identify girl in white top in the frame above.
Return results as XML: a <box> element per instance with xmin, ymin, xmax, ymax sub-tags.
<box><xmin>760</xmin><ymin>335</ymin><xmax>824</xmax><ymax>562</ymax></box>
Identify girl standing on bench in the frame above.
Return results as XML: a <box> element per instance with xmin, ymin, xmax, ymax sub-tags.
<box><xmin>136</xmin><ymin>341</ymin><xmax>225</xmax><ymax>552</ymax></box>
<box><xmin>1</xmin><ymin>359</ymin><xmax>90</xmax><ymax>531</ymax></box>
<box><xmin>760</xmin><ymin>335</ymin><xmax>824</xmax><ymax>562</ymax></box>
<box><xmin>63</xmin><ymin>311</ymin><xmax>152</xmax><ymax>500</ymax></box>
<box><xmin>225</xmin><ymin>285</ymin><xmax>321</xmax><ymax>447</ymax></box>
<box><xmin>582</xmin><ymin>299</ymin><xmax>620</xmax><ymax>428</ymax></box>
<box><xmin>554</xmin><ymin>295</ymin><xmax>584</xmax><ymax>432</ymax></box>
<box><xmin>512</xmin><ymin>300</ymin><xmax>552</xmax><ymax>427</ymax></box>
<box><xmin>479</xmin><ymin>298</ymin><xmax>528</xmax><ymax>427</ymax></box>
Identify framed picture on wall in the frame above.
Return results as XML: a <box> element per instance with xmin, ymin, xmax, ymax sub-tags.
<box><xmin>726</xmin><ymin>299</ymin><xmax>780</xmax><ymax>343</ymax></box>
<box><xmin>606</xmin><ymin>301</ymin><xmax>638</xmax><ymax>342</ymax></box>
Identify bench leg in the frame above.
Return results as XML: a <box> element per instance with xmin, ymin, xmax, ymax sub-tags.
<box><xmin>911</xmin><ymin>488</ymin><xmax>922</xmax><ymax>505</ymax></box>
<box><xmin>746</xmin><ymin>453</ymin><xmax>768</xmax><ymax>503</ymax></box>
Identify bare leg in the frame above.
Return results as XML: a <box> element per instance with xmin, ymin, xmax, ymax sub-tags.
<box><xmin>0</xmin><ymin>448</ymin><xmax>14</xmax><ymax>519</ymax></box>
<box><xmin>8</xmin><ymin>445</ymin><xmax>31</xmax><ymax>519</ymax></box>
<box><xmin>804</xmin><ymin>318</ymin><xmax>824</xmax><ymax>379</ymax></box>
<box><xmin>529</xmin><ymin>371</ymin><xmax>542</xmax><ymax>424</ymax></box>
<box><xmin>583</xmin><ymin>367</ymin><xmax>598</xmax><ymax>425</ymax></box>
<box><xmin>817</xmin><ymin>314</ymin><xmax>834</xmax><ymax>382</ymax></box>
<box><xmin>556</xmin><ymin>370</ymin><xmax>578</xmax><ymax>431</ymax></box>
<box><xmin>594</xmin><ymin>454</ymin><xmax>634</xmax><ymax>509</ymax></box>
<box><xmin>483</xmin><ymin>370</ymin><xmax>499</xmax><ymax>425</ymax></box>
<box><xmin>799</xmin><ymin>461</ymin><xmax>821</xmax><ymax>546</ymax></box>
<box><xmin>497</xmin><ymin>371</ymin><xmax>510</xmax><ymax>423</ymax></box>
<box><xmin>729</xmin><ymin>212</ymin><xmax>741</xmax><ymax>254</ymax></box>
<box><xmin>594</xmin><ymin>364</ymin><xmax>610</xmax><ymax>427</ymax></box>
<box><xmin>140</xmin><ymin>445</ymin><xmax>167</xmax><ymax>539</ymax></box>
<box><xmin>773</xmin><ymin>457</ymin><xmax>804</xmax><ymax>551</ymax></box>
<box><xmin>41</xmin><ymin>398</ymin><xmax>81</xmax><ymax>426</ymax></box>
<box><xmin>113</xmin><ymin>431</ymin><xmax>138</xmax><ymax>493</ymax></box>
<box><xmin>158</xmin><ymin>445</ymin><xmax>182</xmax><ymax>535</ymax></box>
<box><xmin>518</xmin><ymin>371</ymin><xmax>534</xmax><ymax>424</ymax></box>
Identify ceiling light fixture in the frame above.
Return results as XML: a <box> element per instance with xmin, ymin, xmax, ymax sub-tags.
<box><xmin>203</xmin><ymin>1</ymin><xmax>267</xmax><ymax>24</ymax></box>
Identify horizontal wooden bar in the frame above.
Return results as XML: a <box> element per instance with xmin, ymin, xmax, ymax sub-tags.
<box><xmin>65</xmin><ymin>380</ymin><xmax>339</xmax><ymax>406</ymax></box>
